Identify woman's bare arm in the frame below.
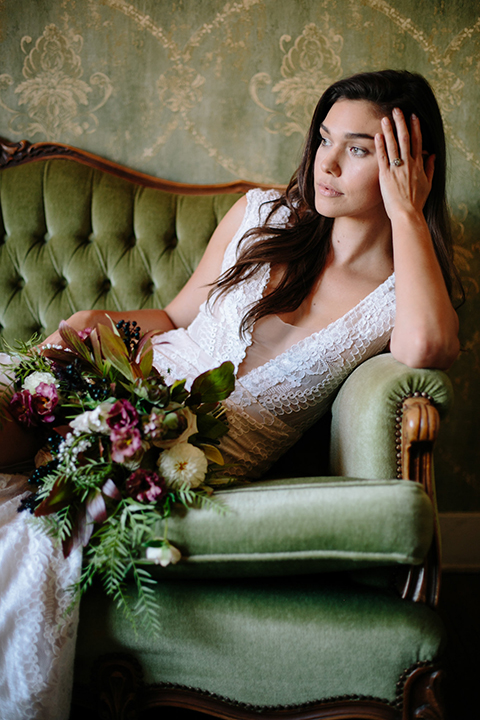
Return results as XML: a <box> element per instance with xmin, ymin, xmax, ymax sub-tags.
<box><xmin>376</xmin><ymin>109</ymin><xmax>459</xmax><ymax>370</ymax></box>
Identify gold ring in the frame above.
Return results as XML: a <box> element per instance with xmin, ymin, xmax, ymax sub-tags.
<box><xmin>391</xmin><ymin>158</ymin><xmax>404</xmax><ymax>167</ymax></box>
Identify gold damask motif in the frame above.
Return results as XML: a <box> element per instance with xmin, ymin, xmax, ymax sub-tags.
<box><xmin>249</xmin><ymin>21</ymin><xmax>343</xmax><ymax>136</ymax></box>
<box><xmin>0</xmin><ymin>23</ymin><xmax>112</xmax><ymax>141</ymax></box>
<box><xmin>157</xmin><ymin>65</ymin><xmax>205</xmax><ymax>113</ymax></box>
<box><xmin>362</xmin><ymin>0</ymin><xmax>480</xmax><ymax>171</ymax></box>
<box><xmin>106</xmin><ymin>0</ymin><xmax>266</xmax><ymax>181</ymax></box>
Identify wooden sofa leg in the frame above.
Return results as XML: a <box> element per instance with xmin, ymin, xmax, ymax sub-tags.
<box><xmin>92</xmin><ymin>653</ymin><xmax>143</xmax><ymax>720</ymax></box>
<box><xmin>400</xmin><ymin>664</ymin><xmax>445</xmax><ymax>720</ymax></box>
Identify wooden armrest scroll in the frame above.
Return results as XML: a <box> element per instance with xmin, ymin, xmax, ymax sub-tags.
<box><xmin>400</xmin><ymin>396</ymin><xmax>441</xmax><ymax>607</ymax></box>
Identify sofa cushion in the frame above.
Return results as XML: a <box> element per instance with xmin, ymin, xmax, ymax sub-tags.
<box><xmin>75</xmin><ymin>573</ymin><xmax>444</xmax><ymax>707</ymax></box>
<box><xmin>148</xmin><ymin>477</ymin><xmax>433</xmax><ymax>578</ymax></box>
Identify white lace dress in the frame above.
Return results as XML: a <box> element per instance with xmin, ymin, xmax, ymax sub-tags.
<box><xmin>152</xmin><ymin>188</ymin><xmax>396</xmax><ymax>478</ymax></box>
<box><xmin>0</xmin><ymin>188</ymin><xmax>396</xmax><ymax>718</ymax></box>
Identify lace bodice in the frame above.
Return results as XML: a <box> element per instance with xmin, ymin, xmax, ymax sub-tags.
<box><xmin>152</xmin><ymin>189</ymin><xmax>396</xmax><ymax>478</ymax></box>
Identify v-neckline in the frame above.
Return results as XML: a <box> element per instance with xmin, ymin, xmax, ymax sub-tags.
<box><xmin>237</xmin><ymin>271</ymin><xmax>395</xmax><ymax>380</ymax></box>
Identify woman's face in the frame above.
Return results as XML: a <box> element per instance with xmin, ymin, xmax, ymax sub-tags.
<box><xmin>313</xmin><ymin>99</ymin><xmax>386</xmax><ymax>222</ymax></box>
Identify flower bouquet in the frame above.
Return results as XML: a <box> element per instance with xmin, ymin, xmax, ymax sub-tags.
<box><xmin>0</xmin><ymin>318</ymin><xmax>235</xmax><ymax>631</ymax></box>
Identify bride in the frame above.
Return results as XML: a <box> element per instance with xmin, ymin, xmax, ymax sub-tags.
<box><xmin>0</xmin><ymin>70</ymin><xmax>460</xmax><ymax>718</ymax></box>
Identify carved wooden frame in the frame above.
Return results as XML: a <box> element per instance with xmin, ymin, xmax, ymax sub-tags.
<box><xmin>70</xmin><ymin>653</ymin><xmax>445</xmax><ymax>720</ymax></box>
<box><xmin>0</xmin><ymin>136</ymin><xmax>283</xmax><ymax>195</ymax></box>
<box><xmin>398</xmin><ymin>394</ymin><xmax>442</xmax><ymax>608</ymax></box>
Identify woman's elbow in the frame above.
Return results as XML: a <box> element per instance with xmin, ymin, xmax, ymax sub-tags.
<box><xmin>390</xmin><ymin>330</ymin><xmax>460</xmax><ymax>370</ymax></box>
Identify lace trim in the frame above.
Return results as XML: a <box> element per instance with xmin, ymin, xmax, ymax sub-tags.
<box><xmin>0</xmin><ymin>482</ymin><xmax>82</xmax><ymax>719</ymax></box>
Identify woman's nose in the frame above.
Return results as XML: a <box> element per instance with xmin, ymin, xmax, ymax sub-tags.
<box><xmin>320</xmin><ymin>150</ymin><xmax>341</xmax><ymax>176</ymax></box>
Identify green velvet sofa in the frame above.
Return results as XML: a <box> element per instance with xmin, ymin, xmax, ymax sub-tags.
<box><xmin>0</xmin><ymin>137</ymin><xmax>452</xmax><ymax>720</ymax></box>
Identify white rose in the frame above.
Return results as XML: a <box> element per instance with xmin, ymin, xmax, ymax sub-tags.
<box><xmin>146</xmin><ymin>543</ymin><xmax>181</xmax><ymax>567</ymax></box>
<box><xmin>69</xmin><ymin>402</ymin><xmax>112</xmax><ymax>434</ymax></box>
<box><xmin>23</xmin><ymin>371</ymin><xmax>57</xmax><ymax>394</ymax></box>
<box><xmin>158</xmin><ymin>442</ymin><xmax>208</xmax><ymax>488</ymax></box>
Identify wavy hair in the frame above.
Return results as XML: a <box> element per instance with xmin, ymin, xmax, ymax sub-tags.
<box><xmin>210</xmin><ymin>70</ymin><xmax>463</xmax><ymax>335</ymax></box>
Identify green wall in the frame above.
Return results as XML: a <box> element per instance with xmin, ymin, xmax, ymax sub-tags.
<box><xmin>0</xmin><ymin>0</ymin><xmax>479</xmax><ymax>512</ymax></box>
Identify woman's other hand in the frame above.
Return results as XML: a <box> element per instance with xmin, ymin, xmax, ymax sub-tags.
<box><xmin>41</xmin><ymin>310</ymin><xmax>97</xmax><ymax>349</ymax></box>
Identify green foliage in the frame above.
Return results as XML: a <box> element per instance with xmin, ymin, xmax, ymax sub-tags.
<box><xmin>1</xmin><ymin>321</ymin><xmax>236</xmax><ymax>635</ymax></box>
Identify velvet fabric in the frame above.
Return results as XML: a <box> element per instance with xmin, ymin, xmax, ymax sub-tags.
<box><xmin>75</xmin><ymin>574</ymin><xmax>444</xmax><ymax>706</ymax></box>
<box><xmin>151</xmin><ymin>478</ymin><xmax>433</xmax><ymax>578</ymax></box>
<box><xmin>0</xmin><ymin>159</ymin><xmax>239</xmax><ymax>342</ymax></box>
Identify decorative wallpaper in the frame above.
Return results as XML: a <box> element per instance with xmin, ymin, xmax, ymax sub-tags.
<box><xmin>0</xmin><ymin>0</ymin><xmax>479</xmax><ymax>511</ymax></box>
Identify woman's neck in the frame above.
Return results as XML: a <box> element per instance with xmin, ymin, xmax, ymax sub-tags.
<box><xmin>329</xmin><ymin>213</ymin><xmax>393</xmax><ymax>274</ymax></box>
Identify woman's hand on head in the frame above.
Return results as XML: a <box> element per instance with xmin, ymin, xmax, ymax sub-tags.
<box><xmin>375</xmin><ymin>108</ymin><xmax>435</xmax><ymax>220</ymax></box>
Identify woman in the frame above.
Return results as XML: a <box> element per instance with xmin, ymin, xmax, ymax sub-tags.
<box><xmin>0</xmin><ymin>70</ymin><xmax>461</xmax><ymax>717</ymax></box>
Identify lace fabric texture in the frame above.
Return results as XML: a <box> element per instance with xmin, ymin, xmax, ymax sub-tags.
<box><xmin>0</xmin><ymin>475</ymin><xmax>82</xmax><ymax>720</ymax></box>
<box><xmin>153</xmin><ymin>188</ymin><xmax>396</xmax><ymax>477</ymax></box>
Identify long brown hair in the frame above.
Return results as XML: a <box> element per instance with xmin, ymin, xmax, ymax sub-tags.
<box><xmin>210</xmin><ymin>70</ymin><xmax>463</xmax><ymax>336</ymax></box>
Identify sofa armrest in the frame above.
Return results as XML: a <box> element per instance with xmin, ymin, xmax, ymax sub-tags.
<box><xmin>330</xmin><ymin>353</ymin><xmax>453</xmax><ymax>481</ymax></box>
<box><xmin>330</xmin><ymin>353</ymin><xmax>453</xmax><ymax>606</ymax></box>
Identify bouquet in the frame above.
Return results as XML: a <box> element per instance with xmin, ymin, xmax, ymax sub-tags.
<box><xmin>0</xmin><ymin>318</ymin><xmax>235</xmax><ymax>631</ymax></box>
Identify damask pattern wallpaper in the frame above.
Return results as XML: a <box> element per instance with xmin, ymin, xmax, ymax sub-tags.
<box><xmin>0</xmin><ymin>0</ymin><xmax>479</xmax><ymax>511</ymax></box>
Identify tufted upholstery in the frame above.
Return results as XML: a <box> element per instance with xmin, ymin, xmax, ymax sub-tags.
<box><xmin>0</xmin><ymin>159</ymin><xmax>240</xmax><ymax>343</ymax></box>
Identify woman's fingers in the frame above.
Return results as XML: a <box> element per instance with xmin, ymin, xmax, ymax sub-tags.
<box><xmin>410</xmin><ymin>113</ymin><xmax>423</xmax><ymax>160</ymax></box>
<box><xmin>381</xmin><ymin>115</ymin><xmax>400</xmax><ymax>165</ymax></box>
<box><xmin>391</xmin><ymin>107</ymin><xmax>412</xmax><ymax>161</ymax></box>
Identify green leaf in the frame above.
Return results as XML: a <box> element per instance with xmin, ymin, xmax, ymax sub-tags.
<box><xmin>139</xmin><ymin>345</ymin><xmax>153</xmax><ymax>378</ymax></box>
<box><xmin>58</xmin><ymin>322</ymin><xmax>96</xmax><ymax>368</ymax></box>
<box><xmin>97</xmin><ymin>323</ymin><xmax>135</xmax><ymax>381</ymax></box>
<box><xmin>34</xmin><ymin>476</ymin><xmax>76</xmax><ymax>516</ymax></box>
<box><xmin>200</xmin><ymin>443</ymin><xmax>225</xmax><ymax>465</ymax></box>
<box><xmin>189</xmin><ymin>362</ymin><xmax>235</xmax><ymax>404</ymax></box>
<box><xmin>170</xmin><ymin>379</ymin><xmax>188</xmax><ymax>404</ymax></box>
<box><xmin>89</xmin><ymin>327</ymin><xmax>104</xmax><ymax>370</ymax></box>
<box><xmin>195</xmin><ymin>412</ymin><xmax>229</xmax><ymax>439</ymax></box>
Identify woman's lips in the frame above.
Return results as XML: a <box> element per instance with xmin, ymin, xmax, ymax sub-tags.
<box><xmin>317</xmin><ymin>182</ymin><xmax>343</xmax><ymax>197</ymax></box>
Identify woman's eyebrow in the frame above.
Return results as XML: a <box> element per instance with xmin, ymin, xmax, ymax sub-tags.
<box><xmin>320</xmin><ymin>123</ymin><xmax>375</xmax><ymax>141</ymax></box>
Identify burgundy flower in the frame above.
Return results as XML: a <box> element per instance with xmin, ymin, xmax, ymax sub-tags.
<box><xmin>32</xmin><ymin>382</ymin><xmax>58</xmax><ymax>423</ymax></box>
<box><xmin>9</xmin><ymin>390</ymin><xmax>37</xmax><ymax>427</ymax></box>
<box><xmin>107</xmin><ymin>399</ymin><xmax>138</xmax><ymax>432</ymax></box>
<box><xmin>110</xmin><ymin>427</ymin><xmax>142</xmax><ymax>463</ymax></box>
<box><xmin>126</xmin><ymin>469</ymin><xmax>166</xmax><ymax>503</ymax></box>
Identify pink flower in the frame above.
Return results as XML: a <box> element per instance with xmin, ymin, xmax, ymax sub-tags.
<box><xmin>126</xmin><ymin>469</ymin><xmax>166</xmax><ymax>503</ymax></box>
<box><xmin>32</xmin><ymin>382</ymin><xmax>58</xmax><ymax>423</ymax></box>
<box><xmin>9</xmin><ymin>390</ymin><xmax>37</xmax><ymax>427</ymax></box>
<box><xmin>77</xmin><ymin>327</ymin><xmax>93</xmax><ymax>340</ymax></box>
<box><xmin>110</xmin><ymin>427</ymin><xmax>142</xmax><ymax>463</ymax></box>
<box><xmin>107</xmin><ymin>400</ymin><xmax>138</xmax><ymax>432</ymax></box>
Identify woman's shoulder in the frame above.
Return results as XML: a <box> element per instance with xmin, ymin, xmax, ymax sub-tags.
<box><xmin>243</xmin><ymin>187</ymin><xmax>288</xmax><ymax>228</ymax></box>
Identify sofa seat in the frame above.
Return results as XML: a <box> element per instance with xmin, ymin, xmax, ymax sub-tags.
<box><xmin>74</xmin><ymin>573</ymin><xmax>443</xmax><ymax>709</ymax></box>
<box><xmin>152</xmin><ymin>477</ymin><xmax>433</xmax><ymax>578</ymax></box>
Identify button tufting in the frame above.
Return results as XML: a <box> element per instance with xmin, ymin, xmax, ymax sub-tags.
<box><xmin>102</xmin><ymin>279</ymin><xmax>112</xmax><ymax>292</ymax></box>
<box><xmin>58</xmin><ymin>277</ymin><xmax>68</xmax><ymax>290</ymax></box>
<box><xmin>16</xmin><ymin>277</ymin><xmax>25</xmax><ymax>290</ymax></box>
<box><xmin>146</xmin><ymin>281</ymin><xmax>156</xmax><ymax>295</ymax></box>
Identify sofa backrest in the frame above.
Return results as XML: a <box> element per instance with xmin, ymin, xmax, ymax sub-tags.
<box><xmin>0</xmin><ymin>140</ymin><xmax>264</xmax><ymax>344</ymax></box>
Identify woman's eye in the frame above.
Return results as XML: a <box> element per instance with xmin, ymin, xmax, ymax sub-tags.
<box><xmin>319</xmin><ymin>135</ymin><xmax>331</xmax><ymax>147</ymax></box>
<box><xmin>350</xmin><ymin>146</ymin><xmax>368</xmax><ymax>157</ymax></box>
